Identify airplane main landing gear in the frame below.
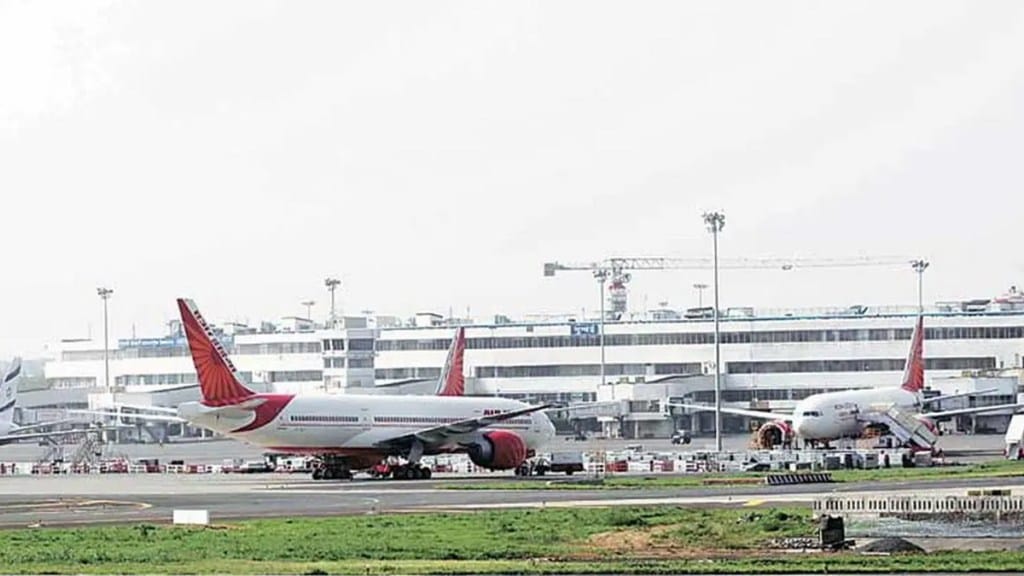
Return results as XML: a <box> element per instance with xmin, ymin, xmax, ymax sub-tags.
<box><xmin>389</xmin><ymin>463</ymin><xmax>432</xmax><ymax>480</ymax></box>
<box><xmin>312</xmin><ymin>456</ymin><xmax>352</xmax><ymax>480</ymax></box>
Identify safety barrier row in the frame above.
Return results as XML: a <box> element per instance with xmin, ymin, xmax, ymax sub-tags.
<box><xmin>764</xmin><ymin>472</ymin><xmax>834</xmax><ymax>485</ymax></box>
<box><xmin>814</xmin><ymin>494</ymin><xmax>1024</xmax><ymax>516</ymax></box>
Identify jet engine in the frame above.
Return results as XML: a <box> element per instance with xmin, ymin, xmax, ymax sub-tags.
<box><xmin>914</xmin><ymin>415</ymin><xmax>941</xmax><ymax>436</ymax></box>
<box><xmin>465</xmin><ymin>430</ymin><xmax>528</xmax><ymax>470</ymax></box>
<box><xmin>753</xmin><ymin>420</ymin><xmax>793</xmax><ymax>449</ymax></box>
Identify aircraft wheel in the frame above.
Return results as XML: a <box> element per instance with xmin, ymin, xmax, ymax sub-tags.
<box><xmin>409</xmin><ymin>466</ymin><xmax>423</xmax><ymax>480</ymax></box>
<box><xmin>420</xmin><ymin>467</ymin><xmax>432</xmax><ymax>480</ymax></box>
<box><xmin>322</xmin><ymin>467</ymin><xmax>335</xmax><ymax>480</ymax></box>
<box><xmin>312</xmin><ymin>468</ymin><xmax>323</xmax><ymax>480</ymax></box>
<box><xmin>393</xmin><ymin>466</ymin><xmax>407</xmax><ymax>480</ymax></box>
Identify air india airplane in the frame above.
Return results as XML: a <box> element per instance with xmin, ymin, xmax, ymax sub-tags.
<box><xmin>672</xmin><ymin>316</ymin><xmax>1024</xmax><ymax>448</ymax></box>
<box><xmin>174</xmin><ymin>298</ymin><xmax>555</xmax><ymax>480</ymax></box>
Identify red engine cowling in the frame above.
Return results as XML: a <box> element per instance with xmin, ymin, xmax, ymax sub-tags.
<box><xmin>466</xmin><ymin>430</ymin><xmax>528</xmax><ymax>470</ymax></box>
<box><xmin>753</xmin><ymin>420</ymin><xmax>793</xmax><ymax>449</ymax></box>
<box><xmin>914</xmin><ymin>415</ymin><xmax>940</xmax><ymax>436</ymax></box>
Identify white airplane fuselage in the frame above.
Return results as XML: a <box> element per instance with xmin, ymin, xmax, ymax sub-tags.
<box><xmin>790</xmin><ymin>386</ymin><xmax>920</xmax><ymax>441</ymax></box>
<box><xmin>179</xmin><ymin>393</ymin><xmax>556</xmax><ymax>457</ymax></box>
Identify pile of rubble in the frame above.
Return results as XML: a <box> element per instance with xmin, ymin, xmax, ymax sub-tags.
<box><xmin>765</xmin><ymin>537</ymin><xmax>819</xmax><ymax>550</ymax></box>
<box><xmin>860</xmin><ymin>537</ymin><xmax>925</xmax><ymax>554</ymax></box>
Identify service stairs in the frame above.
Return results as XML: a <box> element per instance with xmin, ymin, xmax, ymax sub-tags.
<box><xmin>861</xmin><ymin>404</ymin><xmax>938</xmax><ymax>451</ymax></box>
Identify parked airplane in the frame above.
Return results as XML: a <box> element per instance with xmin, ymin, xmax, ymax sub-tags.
<box><xmin>671</xmin><ymin>316</ymin><xmax>1024</xmax><ymax>447</ymax></box>
<box><xmin>0</xmin><ymin>358</ymin><xmax>108</xmax><ymax>445</ymax></box>
<box><xmin>174</xmin><ymin>298</ymin><xmax>555</xmax><ymax>479</ymax></box>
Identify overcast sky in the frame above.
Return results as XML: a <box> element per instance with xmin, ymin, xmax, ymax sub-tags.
<box><xmin>2</xmin><ymin>1</ymin><xmax>1024</xmax><ymax>358</ymax></box>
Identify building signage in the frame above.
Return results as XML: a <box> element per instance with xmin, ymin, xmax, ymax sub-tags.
<box><xmin>570</xmin><ymin>323</ymin><xmax>599</xmax><ymax>337</ymax></box>
<box><xmin>117</xmin><ymin>337</ymin><xmax>186</xmax><ymax>348</ymax></box>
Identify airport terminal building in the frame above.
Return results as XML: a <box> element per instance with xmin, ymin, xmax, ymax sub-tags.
<box><xmin>28</xmin><ymin>295</ymin><xmax>1024</xmax><ymax>439</ymax></box>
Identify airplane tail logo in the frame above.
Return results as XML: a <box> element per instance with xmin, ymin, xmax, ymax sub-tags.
<box><xmin>177</xmin><ymin>298</ymin><xmax>255</xmax><ymax>406</ymax></box>
<box><xmin>900</xmin><ymin>315</ymin><xmax>925</xmax><ymax>392</ymax></box>
<box><xmin>0</xmin><ymin>357</ymin><xmax>20</xmax><ymax>430</ymax></box>
<box><xmin>435</xmin><ymin>327</ymin><xmax>466</xmax><ymax>396</ymax></box>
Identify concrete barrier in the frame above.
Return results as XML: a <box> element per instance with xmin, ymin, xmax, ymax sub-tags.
<box><xmin>173</xmin><ymin>509</ymin><xmax>209</xmax><ymax>525</ymax></box>
<box><xmin>765</xmin><ymin>472</ymin><xmax>833</xmax><ymax>486</ymax></box>
<box><xmin>814</xmin><ymin>494</ymin><xmax>1024</xmax><ymax>519</ymax></box>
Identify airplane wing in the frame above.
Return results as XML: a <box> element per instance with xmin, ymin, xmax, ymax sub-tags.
<box><xmin>546</xmin><ymin>400</ymin><xmax>622</xmax><ymax>413</ymax></box>
<box><xmin>67</xmin><ymin>409</ymin><xmax>187</xmax><ymax>423</ymax></box>
<box><xmin>919</xmin><ymin>388</ymin><xmax>999</xmax><ymax>407</ymax></box>
<box><xmin>105</xmin><ymin>402</ymin><xmax>180</xmax><ymax>415</ymax></box>
<box><xmin>9</xmin><ymin>419</ymin><xmax>81</xmax><ymax>434</ymax></box>
<box><xmin>923</xmin><ymin>402</ymin><xmax>1024</xmax><ymax>420</ymax></box>
<box><xmin>373</xmin><ymin>378</ymin><xmax>432</xmax><ymax>389</ymax></box>
<box><xmin>665</xmin><ymin>402</ymin><xmax>792</xmax><ymax>421</ymax></box>
<box><xmin>374</xmin><ymin>404</ymin><xmax>550</xmax><ymax>450</ymax></box>
<box><xmin>0</xmin><ymin>425</ymin><xmax>129</xmax><ymax>446</ymax></box>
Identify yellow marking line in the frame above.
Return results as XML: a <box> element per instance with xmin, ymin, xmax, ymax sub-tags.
<box><xmin>0</xmin><ymin>499</ymin><xmax>150</xmax><ymax>513</ymax></box>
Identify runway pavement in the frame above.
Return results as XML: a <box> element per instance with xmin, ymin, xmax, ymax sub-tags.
<box><xmin>0</xmin><ymin>471</ymin><xmax>1022</xmax><ymax>528</ymax></box>
<box><xmin>0</xmin><ymin>432</ymin><xmax>1013</xmax><ymax>528</ymax></box>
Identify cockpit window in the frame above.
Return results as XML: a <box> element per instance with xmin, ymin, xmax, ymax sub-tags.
<box><xmin>800</xmin><ymin>411</ymin><xmax>821</xmax><ymax>417</ymax></box>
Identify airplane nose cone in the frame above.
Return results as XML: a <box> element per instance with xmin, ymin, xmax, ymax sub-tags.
<box><xmin>541</xmin><ymin>414</ymin><xmax>556</xmax><ymax>442</ymax></box>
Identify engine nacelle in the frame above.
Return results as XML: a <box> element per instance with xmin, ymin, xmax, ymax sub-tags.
<box><xmin>466</xmin><ymin>430</ymin><xmax>528</xmax><ymax>470</ymax></box>
<box><xmin>914</xmin><ymin>415</ymin><xmax>940</xmax><ymax>436</ymax></box>
<box><xmin>753</xmin><ymin>420</ymin><xmax>793</xmax><ymax>449</ymax></box>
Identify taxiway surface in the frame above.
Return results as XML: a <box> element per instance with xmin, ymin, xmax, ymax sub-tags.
<box><xmin>0</xmin><ymin>472</ymin><xmax>1021</xmax><ymax>528</ymax></box>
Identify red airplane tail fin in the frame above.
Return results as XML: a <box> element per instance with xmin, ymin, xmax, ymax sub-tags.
<box><xmin>900</xmin><ymin>315</ymin><xmax>925</xmax><ymax>392</ymax></box>
<box><xmin>436</xmin><ymin>327</ymin><xmax>466</xmax><ymax>396</ymax></box>
<box><xmin>177</xmin><ymin>298</ymin><xmax>256</xmax><ymax>406</ymax></box>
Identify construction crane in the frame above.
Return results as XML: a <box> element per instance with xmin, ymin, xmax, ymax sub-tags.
<box><xmin>543</xmin><ymin>256</ymin><xmax>914</xmax><ymax>320</ymax></box>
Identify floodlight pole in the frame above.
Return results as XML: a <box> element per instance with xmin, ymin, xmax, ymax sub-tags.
<box><xmin>702</xmin><ymin>211</ymin><xmax>725</xmax><ymax>453</ymax></box>
<box><xmin>324</xmin><ymin>278</ymin><xmax>340</xmax><ymax>328</ymax></box>
<box><xmin>911</xmin><ymin>259</ymin><xmax>929</xmax><ymax>314</ymax></box>
<box><xmin>97</xmin><ymin>287</ymin><xmax>113</xmax><ymax>394</ymax></box>
<box><xmin>594</xmin><ymin>269</ymin><xmax>610</xmax><ymax>400</ymax></box>
<box><xmin>693</xmin><ymin>283</ymin><xmax>708</xmax><ymax>308</ymax></box>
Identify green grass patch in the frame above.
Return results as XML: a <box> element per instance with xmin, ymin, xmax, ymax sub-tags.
<box><xmin>446</xmin><ymin>459</ymin><xmax>1024</xmax><ymax>491</ymax></box>
<box><xmin>0</xmin><ymin>507</ymin><xmax>798</xmax><ymax>568</ymax></box>
<box><xmin>1</xmin><ymin>505</ymin><xmax>1022</xmax><ymax>573</ymax></box>
<box><xmin>655</xmin><ymin>508</ymin><xmax>810</xmax><ymax>549</ymax></box>
<box><xmin>7</xmin><ymin>554</ymin><xmax>1024</xmax><ymax>575</ymax></box>
<box><xmin>830</xmin><ymin>459</ymin><xmax>1024</xmax><ymax>483</ymax></box>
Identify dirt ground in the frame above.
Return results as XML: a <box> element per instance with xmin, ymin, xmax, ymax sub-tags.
<box><xmin>888</xmin><ymin>537</ymin><xmax>1024</xmax><ymax>552</ymax></box>
<box><xmin>575</xmin><ymin>526</ymin><xmax>768</xmax><ymax>560</ymax></box>
<box><xmin>575</xmin><ymin>526</ymin><xmax>1024</xmax><ymax>560</ymax></box>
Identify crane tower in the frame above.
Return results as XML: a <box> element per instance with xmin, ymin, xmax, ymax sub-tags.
<box><xmin>544</xmin><ymin>256</ymin><xmax>913</xmax><ymax>320</ymax></box>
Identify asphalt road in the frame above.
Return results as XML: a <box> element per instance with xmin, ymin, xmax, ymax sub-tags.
<box><xmin>0</xmin><ymin>471</ymin><xmax>1021</xmax><ymax>528</ymax></box>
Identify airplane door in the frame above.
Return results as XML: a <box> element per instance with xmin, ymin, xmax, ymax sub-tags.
<box><xmin>360</xmin><ymin>407</ymin><xmax>372</xmax><ymax>432</ymax></box>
